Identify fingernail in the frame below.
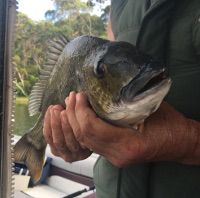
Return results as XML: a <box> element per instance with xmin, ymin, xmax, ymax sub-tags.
<box><xmin>50</xmin><ymin>107</ymin><xmax>53</xmax><ymax>115</ymax></box>
<box><xmin>69</xmin><ymin>91</ymin><xmax>76</xmax><ymax>101</ymax></box>
<box><xmin>61</xmin><ymin>114</ymin><xmax>68</xmax><ymax>124</ymax></box>
<box><xmin>76</xmin><ymin>93</ymin><xmax>81</xmax><ymax>101</ymax></box>
<box><xmin>54</xmin><ymin>109</ymin><xmax>61</xmax><ymax>117</ymax></box>
<box><xmin>65</xmin><ymin>97</ymin><xmax>69</xmax><ymax>105</ymax></box>
<box><xmin>69</xmin><ymin>92</ymin><xmax>73</xmax><ymax>100</ymax></box>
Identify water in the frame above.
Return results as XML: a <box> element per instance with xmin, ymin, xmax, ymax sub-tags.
<box><xmin>13</xmin><ymin>99</ymin><xmax>39</xmax><ymax>136</ymax></box>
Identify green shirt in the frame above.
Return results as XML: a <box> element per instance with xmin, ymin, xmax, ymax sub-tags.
<box><xmin>94</xmin><ymin>0</ymin><xmax>200</xmax><ymax>197</ymax></box>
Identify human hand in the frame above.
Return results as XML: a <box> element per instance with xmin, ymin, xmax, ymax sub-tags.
<box><xmin>62</xmin><ymin>91</ymin><xmax>200</xmax><ymax>166</ymax></box>
<box><xmin>43</xmin><ymin>91</ymin><xmax>200</xmax><ymax>166</ymax></box>
<box><xmin>43</xmin><ymin>104</ymin><xmax>92</xmax><ymax>162</ymax></box>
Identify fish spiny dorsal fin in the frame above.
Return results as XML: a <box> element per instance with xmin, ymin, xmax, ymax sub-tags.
<box><xmin>28</xmin><ymin>33</ymin><xmax>69</xmax><ymax>116</ymax></box>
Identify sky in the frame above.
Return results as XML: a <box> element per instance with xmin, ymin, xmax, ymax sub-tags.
<box><xmin>18</xmin><ymin>0</ymin><xmax>55</xmax><ymax>21</ymax></box>
<box><xmin>17</xmin><ymin>0</ymin><xmax>110</xmax><ymax>21</ymax></box>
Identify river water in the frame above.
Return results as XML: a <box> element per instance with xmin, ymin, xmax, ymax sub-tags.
<box><xmin>13</xmin><ymin>100</ymin><xmax>39</xmax><ymax>136</ymax></box>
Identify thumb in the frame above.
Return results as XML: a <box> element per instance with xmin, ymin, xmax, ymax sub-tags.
<box><xmin>76</xmin><ymin>93</ymin><xmax>97</xmax><ymax>116</ymax></box>
<box><xmin>75</xmin><ymin>93</ymin><xmax>98</xmax><ymax>125</ymax></box>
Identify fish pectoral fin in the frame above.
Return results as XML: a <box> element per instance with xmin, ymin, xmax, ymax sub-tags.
<box><xmin>14</xmin><ymin>134</ymin><xmax>46</xmax><ymax>183</ymax></box>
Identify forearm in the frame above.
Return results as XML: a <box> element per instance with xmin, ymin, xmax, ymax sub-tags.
<box><xmin>179</xmin><ymin>118</ymin><xmax>200</xmax><ymax>165</ymax></box>
<box><xmin>142</xmin><ymin>103</ymin><xmax>200</xmax><ymax>165</ymax></box>
<box><xmin>107</xmin><ymin>12</ymin><xmax>115</xmax><ymax>41</ymax></box>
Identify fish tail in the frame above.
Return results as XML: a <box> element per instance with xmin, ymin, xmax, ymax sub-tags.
<box><xmin>14</xmin><ymin>126</ymin><xmax>47</xmax><ymax>183</ymax></box>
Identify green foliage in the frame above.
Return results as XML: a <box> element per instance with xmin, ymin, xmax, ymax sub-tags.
<box><xmin>101</xmin><ymin>5</ymin><xmax>110</xmax><ymax>24</ymax></box>
<box><xmin>14</xmin><ymin>1</ymin><xmax>109</xmax><ymax>97</ymax></box>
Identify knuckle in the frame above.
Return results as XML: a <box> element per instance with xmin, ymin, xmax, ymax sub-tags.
<box><xmin>51</xmin><ymin>120</ymin><xmax>61</xmax><ymax>129</ymax></box>
<box><xmin>50</xmin><ymin>147</ymin><xmax>59</xmax><ymax>156</ymax></box>
<box><xmin>54</xmin><ymin>142</ymin><xmax>65</xmax><ymax>150</ymax></box>
<box><xmin>114</xmin><ymin>160</ymin><xmax>126</xmax><ymax>168</ymax></box>
<box><xmin>62</xmin><ymin>154</ymin><xmax>75</xmax><ymax>163</ymax></box>
<box><xmin>67</xmin><ymin>142</ymin><xmax>80</xmax><ymax>153</ymax></box>
<box><xmin>70</xmin><ymin>145</ymin><xmax>80</xmax><ymax>153</ymax></box>
<box><xmin>61</xmin><ymin>112</ymin><xmax>70</xmax><ymax>127</ymax></box>
<box><xmin>112</xmin><ymin>158</ymin><xmax>130</xmax><ymax>168</ymax></box>
<box><xmin>53</xmin><ymin>105</ymin><xmax>64</xmax><ymax>111</ymax></box>
<box><xmin>45</xmin><ymin>106</ymin><xmax>53</xmax><ymax>116</ymax></box>
<box><xmin>62</xmin><ymin>150</ymin><xmax>90</xmax><ymax>162</ymax></box>
<box><xmin>77</xmin><ymin>154</ymin><xmax>89</xmax><ymax>161</ymax></box>
<box><xmin>80</xmin><ymin>143</ymin><xmax>87</xmax><ymax>149</ymax></box>
<box><xmin>44</xmin><ymin>134</ymin><xmax>53</xmax><ymax>144</ymax></box>
<box><xmin>80</xmin><ymin>122</ymin><xmax>93</xmax><ymax>138</ymax></box>
<box><xmin>63</xmin><ymin>156</ymin><xmax>70</xmax><ymax>162</ymax></box>
<box><xmin>74</xmin><ymin>130</ymin><xmax>84</xmax><ymax>142</ymax></box>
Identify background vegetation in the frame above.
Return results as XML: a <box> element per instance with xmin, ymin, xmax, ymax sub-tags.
<box><xmin>14</xmin><ymin>0</ymin><xmax>110</xmax><ymax>96</ymax></box>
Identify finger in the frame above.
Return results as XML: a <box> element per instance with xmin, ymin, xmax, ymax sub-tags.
<box><xmin>66</xmin><ymin>92</ymin><xmax>83</xmax><ymax>142</ymax></box>
<box><xmin>66</xmin><ymin>97</ymin><xmax>87</xmax><ymax>150</ymax></box>
<box><xmin>74</xmin><ymin>92</ymin><xmax>97</xmax><ymax>135</ymax></box>
<box><xmin>49</xmin><ymin>143</ymin><xmax>61</xmax><ymax>157</ymax></box>
<box><xmin>66</xmin><ymin>96</ymin><xmax>87</xmax><ymax>150</ymax></box>
<box><xmin>74</xmin><ymin>93</ymin><xmax>142</xmax><ymax>155</ymax></box>
<box><xmin>43</xmin><ymin>106</ymin><xmax>53</xmax><ymax>144</ymax></box>
<box><xmin>75</xmin><ymin>93</ymin><xmax>121</xmax><ymax>141</ymax></box>
<box><xmin>60</xmin><ymin>110</ymin><xmax>84</xmax><ymax>152</ymax></box>
<box><xmin>65</xmin><ymin>96</ymin><xmax>69</xmax><ymax>107</ymax></box>
<box><xmin>75</xmin><ymin>92</ymin><xmax>97</xmax><ymax>119</ymax></box>
<box><xmin>71</xmin><ymin>94</ymin><xmax>110</xmax><ymax>152</ymax></box>
<box><xmin>51</xmin><ymin>105</ymin><xmax>66</xmax><ymax>150</ymax></box>
<box><xmin>60</xmin><ymin>148</ymin><xmax>92</xmax><ymax>163</ymax></box>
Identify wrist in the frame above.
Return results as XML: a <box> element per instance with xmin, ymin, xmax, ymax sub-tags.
<box><xmin>178</xmin><ymin>119</ymin><xmax>200</xmax><ymax>165</ymax></box>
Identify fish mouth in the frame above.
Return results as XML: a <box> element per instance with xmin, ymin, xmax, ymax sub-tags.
<box><xmin>121</xmin><ymin>61</ymin><xmax>172</xmax><ymax>103</ymax></box>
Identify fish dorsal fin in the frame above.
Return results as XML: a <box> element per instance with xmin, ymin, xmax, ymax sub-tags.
<box><xmin>28</xmin><ymin>33</ymin><xmax>69</xmax><ymax>116</ymax></box>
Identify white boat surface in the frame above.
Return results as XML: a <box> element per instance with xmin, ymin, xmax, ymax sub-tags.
<box><xmin>13</xmin><ymin>135</ymin><xmax>98</xmax><ymax>198</ymax></box>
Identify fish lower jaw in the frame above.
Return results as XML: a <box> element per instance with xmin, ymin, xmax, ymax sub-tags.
<box><xmin>106</xmin><ymin>79</ymin><xmax>171</xmax><ymax>125</ymax></box>
<box><xmin>132</xmin><ymin>77</ymin><xmax>171</xmax><ymax>101</ymax></box>
<box><xmin>126</xmin><ymin>83</ymin><xmax>171</xmax><ymax>122</ymax></box>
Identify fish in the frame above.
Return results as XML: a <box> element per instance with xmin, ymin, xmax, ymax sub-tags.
<box><xmin>14</xmin><ymin>33</ymin><xmax>172</xmax><ymax>182</ymax></box>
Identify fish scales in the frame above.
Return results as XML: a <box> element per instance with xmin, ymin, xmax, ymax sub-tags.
<box><xmin>14</xmin><ymin>34</ymin><xmax>171</xmax><ymax>182</ymax></box>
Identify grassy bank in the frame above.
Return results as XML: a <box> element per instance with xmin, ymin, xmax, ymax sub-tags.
<box><xmin>15</xmin><ymin>97</ymin><xmax>28</xmax><ymax>104</ymax></box>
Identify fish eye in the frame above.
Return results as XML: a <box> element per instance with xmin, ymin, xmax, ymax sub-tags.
<box><xmin>94</xmin><ymin>62</ymin><xmax>108</xmax><ymax>78</ymax></box>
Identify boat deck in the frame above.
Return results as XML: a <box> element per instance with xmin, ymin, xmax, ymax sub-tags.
<box><xmin>14</xmin><ymin>136</ymin><xmax>98</xmax><ymax>198</ymax></box>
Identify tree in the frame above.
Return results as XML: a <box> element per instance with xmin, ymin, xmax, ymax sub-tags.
<box><xmin>14</xmin><ymin>13</ymin><xmax>37</xmax><ymax>96</ymax></box>
<box><xmin>14</xmin><ymin>13</ymin><xmax>55</xmax><ymax>96</ymax></box>
<box><xmin>49</xmin><ymin>0</ymin><xmax>87</xmax><ymax>20</ymax></box>
<box><xmin>45</xmin><ymin>10</ymin><xmax>57</xmax><ymax>21</ymax></box>
<box><xmin>14</xmin><ymin>1</ymin><xmax>108</xmax><ymax>96</ymax></box>
<box><xmin>100</xmin><ymin>5</ymin><xmax>110</xmax><ymax>24</ymax></box>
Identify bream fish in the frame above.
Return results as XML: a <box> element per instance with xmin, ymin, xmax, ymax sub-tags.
<box><xmin>14</xmin><ymin>34</ymin><xmax>171</xmax><ymax>182</ymax></box>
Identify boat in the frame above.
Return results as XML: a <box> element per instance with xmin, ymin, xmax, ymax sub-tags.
<box><xmin>13</xmin><ymin>136</ymin><xmax>98</xmax><ymax>198</ymax></box>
